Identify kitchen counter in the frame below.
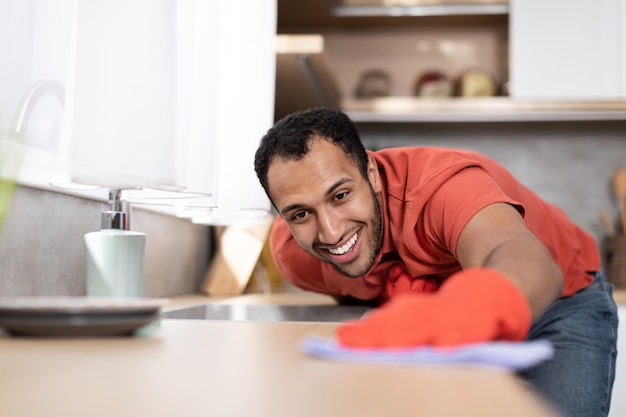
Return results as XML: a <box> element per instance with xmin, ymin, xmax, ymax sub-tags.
<box><xmin>162</xmin><ymin>292</ymin><xmax>338</xmax><ymax>312</ymax></box>
<box><xmin>0</xmin><ymin>319</ymin><xmax>561</xmax><ymax>417</ymax></box>
<box><xmin>166</xmin><ymin>288</ymin><xmax>626</xmax><ymax>310</ymax></box>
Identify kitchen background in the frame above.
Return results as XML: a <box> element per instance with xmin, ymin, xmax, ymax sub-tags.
<box><xmin>0</xmin><ymin>2</ymin><xmax>625</xmax><ymax>416</ymax></box>
<box><xmin>1</xmin><ymin>0</ymin><xmax>626</xmax><ymax>295</ymax></box>
<box><xmin>275</xmin><ymin>0</ymin><xmax>626</xmax><ymax>285</ymax></box>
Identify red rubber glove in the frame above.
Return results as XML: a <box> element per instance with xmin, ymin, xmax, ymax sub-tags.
<box><xmin>337</xmin><ymin>268</ymin><xmax>531</xmax><ymax>348</ymax></box>
<box><xmin>385</xmin><ymin>263</ymin><xmax>440</xmax><ymax>299</ymax></box>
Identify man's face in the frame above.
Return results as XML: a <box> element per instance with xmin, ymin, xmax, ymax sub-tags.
<box><xmin>267</xmin><ymin>138</ymin><xmax>383</xmax><ymax>278</ymax></box>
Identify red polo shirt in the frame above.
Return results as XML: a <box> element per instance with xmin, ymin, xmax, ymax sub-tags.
<box><xmin>270</xmin><ymin>147</ymin><xmax>599</xmax><ymax>302</ymax></box>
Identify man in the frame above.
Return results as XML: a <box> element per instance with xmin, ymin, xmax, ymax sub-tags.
<box><xmin>254</xmin><ymin>107</ymin><xmax>617</xmax><ymax>417</ymax></box>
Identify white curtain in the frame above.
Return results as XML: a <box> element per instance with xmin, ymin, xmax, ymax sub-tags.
<box><xmin>2</xmin><ymin>0</ymin><xmax>276</xmax><ymax>226</ymax></box>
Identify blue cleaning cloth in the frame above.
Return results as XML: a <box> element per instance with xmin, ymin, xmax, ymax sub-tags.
<box><xmin>301</xmin><ymin>336</ymin><xmax>554</xmax><ymax>371</ymax></box>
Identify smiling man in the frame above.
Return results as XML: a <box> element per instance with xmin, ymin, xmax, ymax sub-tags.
<box><xmin>265</xmin><ymin>138</ymin><xmax>383</xmax><ymax>279</ymax></box>
<box><xmin>254</xmin><ymin>107</ymin><xmax>617</xmax><ymax>417</ymax></box>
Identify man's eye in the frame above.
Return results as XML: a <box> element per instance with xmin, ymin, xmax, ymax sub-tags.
<box><xmin>292</xmin><ymin>211</ymin><xmax>308</xmax><ymax>221</ymax></box>
<box><xmin>334</xmin><ymin>191</ymin><xmax>349</xmax><ymax>201</ymax></box>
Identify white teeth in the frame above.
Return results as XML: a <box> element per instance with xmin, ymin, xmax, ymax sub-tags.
<box><xmin>328</xmin><ymin>232</ymin><xmax>358</xmax><ymax>255</ymax></box>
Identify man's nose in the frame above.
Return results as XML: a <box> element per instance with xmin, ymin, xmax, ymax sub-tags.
<box><xmin>316</xmin><ymin>209</ymin><xmax>343</xmax><ymax>245</ymax></box>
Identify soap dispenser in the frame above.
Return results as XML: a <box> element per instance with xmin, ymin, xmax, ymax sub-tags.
<box><xmin>84</xmin><ymin>189</ymin><xmax>146</xmax><ymax>298</ymax></box>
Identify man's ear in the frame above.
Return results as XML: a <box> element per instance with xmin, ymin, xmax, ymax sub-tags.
<box><xmin>367</xmin><ymin>155</ymin><xmax>381</xmax><ymax>193</ymax></box>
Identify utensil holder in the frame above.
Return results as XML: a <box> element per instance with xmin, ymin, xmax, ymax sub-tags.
<box><xmin>603</xmin><ymin>237</ymin><xmax>626</xmax><ymax>289</ymax></box>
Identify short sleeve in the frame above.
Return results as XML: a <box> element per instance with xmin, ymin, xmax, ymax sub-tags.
<box><xmin>421</xmin><ymin>166</ymin><xmax>523</xmax><ymax>257</ymax></box>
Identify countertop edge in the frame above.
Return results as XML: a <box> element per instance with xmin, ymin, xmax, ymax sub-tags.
<box><xmin>164</xmin><ymin>289</ymin><xmax>626</xmax><ymax>311</ymax></box>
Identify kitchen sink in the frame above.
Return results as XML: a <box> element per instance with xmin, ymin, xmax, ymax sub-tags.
<box><xmin>161</xmin><ymin>303</ymin><xmax>371</xmax><ymax>323</ymax></box>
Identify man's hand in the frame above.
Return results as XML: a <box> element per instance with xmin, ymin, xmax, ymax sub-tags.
<box><xmin>385</xmin><ymin>263</ymin><xmax>440</xmax><ymax>298</ymax></box>
<box><xmin>337</xmin><ymin>268</ymin><xmax>531</xmax><ymax>348</ymax></box>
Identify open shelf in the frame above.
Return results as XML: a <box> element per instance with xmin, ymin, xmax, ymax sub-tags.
<box><xmin>342</xmin><ymin>97</ymin><xmax>626</xmax><ymax>122</ymax></box>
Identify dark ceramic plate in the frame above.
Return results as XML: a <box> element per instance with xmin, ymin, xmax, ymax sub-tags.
<box><xmin>0</xmin><ymin>297</ymin><xmax>167</xmax><ymax>337</ymax></box>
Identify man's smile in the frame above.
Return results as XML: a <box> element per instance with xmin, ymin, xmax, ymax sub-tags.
<box><xmin>328</xmin><ymin>231</ymin><xmax>359</xmax><ymax>255</ymax></box>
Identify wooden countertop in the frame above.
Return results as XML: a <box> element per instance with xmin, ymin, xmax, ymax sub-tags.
<box><xmin>0</xmin><ymin>319</ymin><xmax>561</xmax><ymax>417</ymax></box>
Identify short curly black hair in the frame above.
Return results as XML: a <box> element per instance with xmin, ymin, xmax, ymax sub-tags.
<box><xmin>254</xmin><ymin>107</ymin><xmax>369</xmax><ymax>200</ymax></box>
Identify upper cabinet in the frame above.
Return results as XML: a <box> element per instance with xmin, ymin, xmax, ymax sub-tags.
<box><xmin>510</xmin><ymin>0</ymin><xmax>625</xmax><ymax>100</ymax></box>
<box><xmin>276</xmin><ymin>0</ymin><xmax>626</xmax><ymax>122</ymax></box>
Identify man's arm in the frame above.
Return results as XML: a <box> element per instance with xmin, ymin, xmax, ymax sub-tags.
<box><xmin>336</xmin><ymin>202</ymin><xmax>563</xmax><ymax>348</ymax></box>
<box><xmin>455</xmin><ymin>202</ymin><xmax>563</xmax><ymax>322</ymax></box>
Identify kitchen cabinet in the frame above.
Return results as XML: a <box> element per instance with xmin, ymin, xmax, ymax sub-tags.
<box><xmin>277</xmin><ymin>0</ymin><xmax>626</xmax><ymax>122</ymax></box>
<box><xmin>510</xmin><ymin>0</ymin><xmax>625</xmax><ymax>100</ymax></box>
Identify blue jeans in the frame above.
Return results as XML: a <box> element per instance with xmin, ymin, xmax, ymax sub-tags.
<box><xmin>518</xmin><ymin>270</ymin><xmax>619</xmax><ymax>417</ymax></box>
